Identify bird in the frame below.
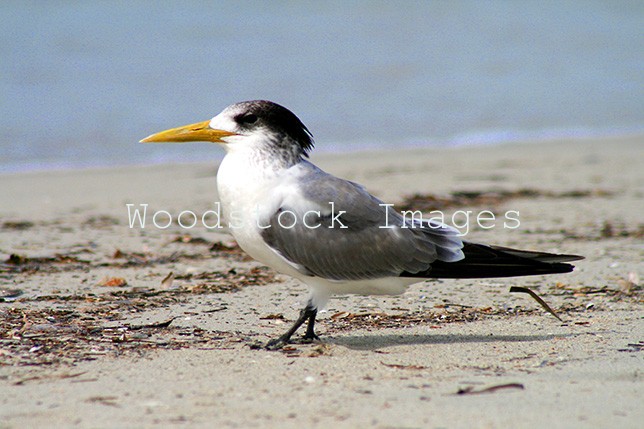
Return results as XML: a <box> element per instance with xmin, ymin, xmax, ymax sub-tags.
<box><xmin>141</xmin><ymin>100</ymin><xmax>583</xmax><ymax>349</ymax></box>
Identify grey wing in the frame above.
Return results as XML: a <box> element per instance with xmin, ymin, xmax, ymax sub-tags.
<box><xmin>261</xmin><ymin>175</ymin><xmax>464</xmax><ymax>281</ymax></box>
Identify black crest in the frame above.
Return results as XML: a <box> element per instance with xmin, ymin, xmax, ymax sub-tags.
<box><xmin>232</xmin><ymin>100</ymin><xmax>315</xmax><ymax>157</ymax></box>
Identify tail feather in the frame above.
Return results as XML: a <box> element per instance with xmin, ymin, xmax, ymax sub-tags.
<box><xmin>402</xmin><ymin>242</ymin><xmax>583</xmax><ymax>279</ymax></box>
<box><xmin>486</xmin><ymin>245</ymin><xmax>584</xmax><ymax>263</ymax></box>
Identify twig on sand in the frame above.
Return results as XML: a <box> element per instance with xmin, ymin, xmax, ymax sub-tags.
<box><xmin>510</xmin><ymin>286</ymin><xmax>562</xmax><ymax>321</ymax></box>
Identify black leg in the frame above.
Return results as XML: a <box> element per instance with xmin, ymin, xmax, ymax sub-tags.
<box><xmin>265</xmin><ymin>304</ymin><xmax>319</xmax><ymax>350</ymax></box>
<box><xmin>303</xmin><ymin>308</ymin><xmax>319</xmax><ymax>341</ymax></box>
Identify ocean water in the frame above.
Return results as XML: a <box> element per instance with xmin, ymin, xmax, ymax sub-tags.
<box><xmin>1</xmin><ymin>1</ymin><xmax>642</xmax><ymax>172</ymax></box>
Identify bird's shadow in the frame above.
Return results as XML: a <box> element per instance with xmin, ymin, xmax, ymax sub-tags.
<box><xmin>328</xmin><ymin>333</ymin><xmax>568</xmax><ymax>351</ymax></box>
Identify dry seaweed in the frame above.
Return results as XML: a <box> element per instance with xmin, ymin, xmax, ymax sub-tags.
<box><xmin>2</xmin><ymin>245</ymin><xmax>251</xmax><ymax>278</ymax></box>
<box><xmin>561</xmin><ymin>221</ymin><xmax>644</xmax><ymax>241</ymax></box>
<box><xmin>82</xmin><ymin>215</ymin><xmax>120</xmax><ymax>228</ymax></box>
<box><xmin>170</xmin><ymin>234</ymin><xmax>212</xmax><ymax>245</ymax></box>
<box><xmin>168</xmin><ymin>235</ymin><xmax>251</xmax><ymax>260</ymax></box>
<box><xmin>617</xmin><ymin>342</ymin><xmax>643</xmax><ymax>352</ymax></box>
<box><xmin>174</xmin><ymin>267</ymin><xmax>277</xmax><ymax>293</ymax></box>
<box><xmin>13</xmin><ymin>371</ymin><xmax>88</xmax><ymax>386</ymax></box>
<box><xmin>0</xmin><ymin>307</ymin><xmax>239</xmax><ymax>367</ymax></box>
<box><xmin>1</xmin><ymin>221</ymin><xmax>34</xmax><ymax>230</ymax></box>
<box><xmin>97</xmin><ymin>277</ymin><xmax>128</xmax><ymax>287</ymax></box>
<box><xmin>209</xmin><ymin>241</ymin><xmax>253</xmax><ymax>261</ymax></box>
<box><xmin>1</xmin><ymin>288</ymin><xmax>24</xmax><ymax>299</ymax></box>
<box><xmin>552</xmin><ymin>281</ymin><xmax>642</xmax><ymax>301</ymax></box>
<box><xmin>126</xmin><ymin>317</ymin><xmax>176</xmax><ymax>330</ymax></box>
<box><xmin>0</xmin><ymin>262</ymin><xmax>280</xmax><ymax>368</ymax></box>
<box><xmin>84</xmin><ymin>396</ymin><xmax>120</xmax><ymax>407</ymax></box>
<box><xmin>19</xmin><ymin>267</ymin><xmax>277</xmax><ymax>305</ymax></box>
<box><xmin>1</xmin><ymin>253</ymin><xmax>91</xmax><ymax>275</ymax></box>
<box><xmin>325</xmin><ymin>306</ymin><xmax>542</xmax><ymax>333</ymax></box>
<box><xmin>381</xmin><ymin>362</ymin><xmax>427</xmax><ymax>370</ymax></box>
<box><xmin>457</xmin><ymin>383</ymin><xmax>524</xmax><ymax>395</ymax></box>
<box><xmin>399</xmin><ymin>188</ymin><xmax>614</xmax><ymax>212</ymax></box>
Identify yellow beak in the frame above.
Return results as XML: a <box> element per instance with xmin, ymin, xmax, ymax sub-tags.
<box><xmin>139</xmin><ymin>120</ymin><xmax>237</xmax><ymax>143</ymax></box>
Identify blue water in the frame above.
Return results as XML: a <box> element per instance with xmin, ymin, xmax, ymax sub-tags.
<box><xmin>1</xmin><ymin>1</ymin><xmax>643</xmax><ymax>172</ymax></box>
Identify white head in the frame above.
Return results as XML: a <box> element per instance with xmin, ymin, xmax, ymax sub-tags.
<box><xmin>141</xmin><ymin>100</ymin><xmax>314</xmax><ymax>164</ymax></box>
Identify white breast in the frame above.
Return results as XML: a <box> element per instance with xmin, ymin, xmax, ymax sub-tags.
<box><xmin>216</xmin><ymin>152</ymin><xmax>305</xmax><ymax>278</ymax></box>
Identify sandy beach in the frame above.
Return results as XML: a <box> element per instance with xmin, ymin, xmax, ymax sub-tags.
<box><xmin>1</xmin><ymin>137</ymin><xmax>642</xmax><ymax>428</ymax></box>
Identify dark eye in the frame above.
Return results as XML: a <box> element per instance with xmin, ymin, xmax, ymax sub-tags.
<box><xmin>238</xmin><ymin>114</ymin><xmax>258</xmax><ymax>124</ymax></box>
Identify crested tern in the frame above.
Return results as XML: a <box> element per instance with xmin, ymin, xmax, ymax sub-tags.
<box><xmin>141</xmin><ymin>100</ymin><xmax>583</xmax><ymax>349</ymax></box>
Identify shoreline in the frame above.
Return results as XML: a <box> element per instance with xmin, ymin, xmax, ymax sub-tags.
<box><xmin>2</xmin><ymin>130</ymin><xmax>643</xmax><ymax>176</ymax></box>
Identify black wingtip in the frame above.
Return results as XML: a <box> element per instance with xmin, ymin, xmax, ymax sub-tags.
<box><xmin>402</xmin><ymin>242</ymin><xmax>582</xmax><ymax>279</ymax></box>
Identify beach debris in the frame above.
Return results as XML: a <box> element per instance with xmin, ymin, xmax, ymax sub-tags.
<box><xmin>4</xmin><ymin>245</ymin><xmax>254</xmax><ymax>277</ymax></box>
<box><xmin>160</xmin><ymin>271</ymin><xmax>175</xmax><ymax>289</ymax></box>
<box><xmin>281</xmin><ymin>345</ymin><xmax>301</xmax><ymax>357</ymax></box>
<box><xmin>108</xmin><ymin>249</ymin><xmax>212</xmax><ymax>267</ymax></box>
<box><xmin>175</xmin><ymin>267</ymin><xmax>278</xmax><ymax>293</ymax></box>
<box><xmin>112</xmin><ymin>249</ymin><xmax>126</xmax><ymax>259</ymax></box>
<box><xmin>203</xmin><ymin>306</ymin><xmax>227</xmax><ymax>313</ymax></box>
<box><xmin>171</xmin><ymin>234</ymin><xmax>211</xmax><ymax>245</ymax></box>
<box><xmin>260</xmin><ymin>313</ymin><xmax>287</xmax><ymax>321</ymax></box>
<box><xmin>307</xmin><ymin>343</ymin><xmax>333</xmax><ymax>357</ymax></box>
<box><xmin>600</xmin><ymin>221</ymin><xmax>644</xmax><ymax>238</ymax></box>
<box><xmin>509</xmin><ymin>286</ymin><xmax>562</xmax><ymax>321</ymax></box>
<box><xmin>97</xmin><ymin>276</ymin><xmax>128</xmax><ymax>287</ymax></box>
<box><xmin>13</xmin><ymin>371</ymin><xmax>88</xmax><ymax>386</ymax></box>
<box><xmin>83</xmin><ymin>215</ymin><xmax>119</xmax><ymax>228</ymax></box>
<box><xmin>457</xmin><ymin>383</ymin><xmax>525</xmax><ymax>395</ymax></box>
<box><xmin>111</xmin><ymin>249</ymin><xmax>149</xmax><ymax>263</ymax></box>
<box><xmin>553</xmin><ymin>281</ymin><xmax>641</xmax><ymax>299</ymax></box>
<box><xmin>4</xmin><ymin>253</ymin><xmax>88</xmax><ymax>266</ymax></box>
<box><xmin>85</xmin><ymin>396</ymin><xmax>120</xmax><ymax>407</ymax></box>
<box><xmin>434</xmin><ymin>302</ymin><xmax>473</xmax><ymax>309</ymax></box>
<box><xmin>209</xmin><ymin>240</ymin><xmax>239</xmax><ymax>251</ymax></box>
<box><xmin>381</xmin><ymin>362</ymin><xmax>427</xmax><ymax>370</ymax></box>
<box><xmin>557</xmin><ymin>221</ymin><xmax>644</xmax><ymax>241</ymax></box>
<box><xmin>1</xmin><ymin>253</ymin><xmax>91</xmax><ymax>275</ymax></box>
<box><xmin>0</xmin><ymin>306</ymin><xmax>237</xmax><ymax>367</ymax></box>
<box><xmin>325</xmin><ymin>305</ymin><xmax>555</xmax><ymax>333</ymax></box>
<box><xmin>0</xmin><ymin>288</ymin><xmax>23</xmax><ymax>299</ymax></box>
<box><xmin>617</xmin><ymin>341</ymin><xmax>643</xmax><ymax>352</ymax></box>
<box><xmin>209</xmin><ymin>240</ymin><xmax>252</xmax><ymax>260</ymax></box>
<box><xmin>330</xmin><ymin>311</ymin><xmax>352</xmax><ymax>320</ymax></box>
<box><xmin>400</xmin><ymin>188</ymin><xmax>614</xmax><ymax>212</ymax></box>
<box><xmin>601</xmin><ymin>221</ymin><xmax>614</xmax><ymax>238</ymax></box>
<box><xmin>1</xmin><ymin>220</ymin><xmax>34</xmax><ymax>230</ymax></box>
<box><xmin>617</xmin><ymin>272</ymin><xmax>639</xmax><ymax>295</ymax></box>
<box><xmin>127</xmin><ymin>317</ymin><xmax>176</xmax><ymax>330</ymax></box>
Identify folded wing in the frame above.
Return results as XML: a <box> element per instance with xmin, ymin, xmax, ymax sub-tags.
<box><xmin>260</xmin><ymin>168</ymin><xmax>464</xmax><ymax>281</ymax></box>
